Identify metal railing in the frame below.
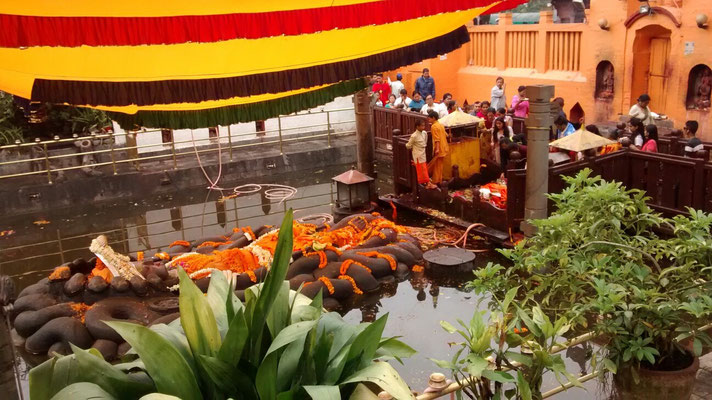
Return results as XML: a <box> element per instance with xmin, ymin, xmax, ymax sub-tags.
<box><xmin>0</xmin><ymin>185</ymin><xmax>335</xmax><ymax>276</ymax></box>
<box><xmin>0</xmin><ymin>108</ymin><xmax>356</xmax><ymax>184</ymax></box>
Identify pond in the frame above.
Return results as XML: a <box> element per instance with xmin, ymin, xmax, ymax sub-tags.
<box><xmin>0</xmin><ymin>163</ymin><xmax>608</xmax><ymax>399</ymax></box>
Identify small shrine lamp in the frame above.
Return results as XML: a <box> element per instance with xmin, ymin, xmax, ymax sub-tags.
<box><xmin>332</xmin><ymin>167</ymin><xmax>374</xmax><ymax>219</ymax></box>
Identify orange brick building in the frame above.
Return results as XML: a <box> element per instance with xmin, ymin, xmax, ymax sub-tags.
<box><xmin>389</xmin><ymin>0</ymin><xmax>712</xmax><ymax>140</ymax></box>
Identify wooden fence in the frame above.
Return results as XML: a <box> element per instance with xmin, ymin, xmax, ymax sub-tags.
<box><xmin>372</xmin><ymin>107</ymin><xmax>428</xmax><ymax>156</ymax></box>
<box><xmin>506</xmin><ymin>149</ymin><xmax>712</xmax><ymax>231</ymax></box>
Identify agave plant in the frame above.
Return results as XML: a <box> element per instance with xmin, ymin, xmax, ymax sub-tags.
<box><xmin>29</xmin><ymin>210</ymin><xmax>416</xmax><ymax>400</ymax></box>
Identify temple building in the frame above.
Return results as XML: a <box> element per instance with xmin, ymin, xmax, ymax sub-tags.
<box><xmin>391</xmin><ymin>0</ymin><xmax>712</xmax><ymax>139</ymax></box>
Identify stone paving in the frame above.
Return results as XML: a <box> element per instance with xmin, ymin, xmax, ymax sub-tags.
<box><xmin>692</xmin><ymin>353</ymin><xmax>712</xmax><ymax>400</ymax></box>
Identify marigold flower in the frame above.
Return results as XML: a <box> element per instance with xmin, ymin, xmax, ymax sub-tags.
<box><xmin>318</xmin><ymin>277</ymin><xmax>335</xmax><ymax>295</ymax></box>
<box><xmin>338</xmin><ymin>275</ymin><xmax>363</xmax><ymax>295</ymax></box>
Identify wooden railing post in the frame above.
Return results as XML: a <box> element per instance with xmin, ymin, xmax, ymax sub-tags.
<box><xmin>693</xmin><ymin>158</ymin><xmax>706</xmax><ymax>210</ymax></box>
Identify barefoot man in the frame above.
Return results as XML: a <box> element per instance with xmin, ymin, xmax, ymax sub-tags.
<box><xmin>406</xmin><ymin>120</ymin><xmax>437</xmax><ymax>189</ymax></box>
<box><xmin>426</xmin><ymin>110</ymin><xmax>449</xmax><ymax>185</ymax></box>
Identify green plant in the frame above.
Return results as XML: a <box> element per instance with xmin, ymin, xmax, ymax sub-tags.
<box><xmin>470</xmin><ymin>169</ymin><xmax>712</xmax><ymax>380</ymax></box>
<box><xmin>46</xmin><ymin>105</ymin><xmax>111</xmax><ymax>134</ymax></box>
<box><xmin>0</xmin><ymin>91</ymin><xmax>27</xmax><ymax>145</ymax></box>
<box><xmin>432</xmin><ymin>288</ymin><xmax>581</xmax><ymax>400</ymax></box>
<box><xmin>29</xmin><ymin>210</ymin><xmax>416</xmax><ymax>400</ymax></box>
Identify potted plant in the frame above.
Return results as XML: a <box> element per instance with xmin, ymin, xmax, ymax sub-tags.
<box><xmin>469</xmin><ymin>170</ymin><xmax>712</xmax><ymax>400</ymax></box>
<box><xmin>432</xmin><ymin>287</ymin><xmax>582</xmax><ymax>400</ymax></box>
<box><xmin>29</xmin><ymin>211</ymin><xmax>417</xmax><ymax>400</ymax></box>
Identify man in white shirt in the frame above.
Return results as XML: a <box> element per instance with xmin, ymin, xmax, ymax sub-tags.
<box><xmin>389</xmin><ymin>73</ymin><xmax>405</xmax><ymax>98</ymax></box>
<box><xmin>393</xmin><ymin>89</ymin><xmax>412</xmax><ymax>109</ymax></box>
<box><xmin>420</xmin><ymin>94</ymin><xmax>447</xmax><ymax>118</ymax></box>
<box><xmin>490</xmin><ymin>77</ymin><xmax>506</xmax><ymax>111</ymax></box>
<box><xmin>628</xmin><ymin>94</ymin><xmax>661</xmax><ymax>125</ymax></box>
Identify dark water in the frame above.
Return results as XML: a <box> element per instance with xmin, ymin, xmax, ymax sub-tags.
<box><xmin>0</xmin><ymin>164</ymin><xmax>608</xmax><ymax>399</ymax></box>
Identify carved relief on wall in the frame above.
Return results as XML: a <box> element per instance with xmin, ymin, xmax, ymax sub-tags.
<box><xmin>595</xmin><ymin>61</ymin><xmax>615</xmax><ymax>101</ymax></box>
<box><xmin>687</xmin><ymin>64</ymin><xmax>712</xmax><ymax>110</ymax></box>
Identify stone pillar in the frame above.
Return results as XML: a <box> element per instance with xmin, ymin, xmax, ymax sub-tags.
<box><xmin>521</xmin><ymin>85</ymin><xmax>555</xmax><ymax>237</ymax></box>
<box><xmin>354</xmin><ymin>89</ymin><xmax>375</xmax><ymax>176</ymax></box>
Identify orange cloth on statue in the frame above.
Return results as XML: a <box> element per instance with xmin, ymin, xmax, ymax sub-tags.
<box><xmin>415</xmin><ymin>161</ymin><xmax>430</xmax><ymax>184</ymax></box>
<box><xmin>599</xmin><ymin>142</ymin><xmax>622</xmax><ymax>155</ymax></box>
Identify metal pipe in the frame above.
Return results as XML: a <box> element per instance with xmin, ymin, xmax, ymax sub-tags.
<box><xmin>278</xmin><ymin>116</ymin><xmax>284</xmax><ymax>155</ymax></box>
<box><xmin>227</xmin><ymin>125</ymin><xmax>234</xmax><ymax>161</ymax></box>
<box><xmin>170</xmin><ymin>135</ymin><xmax>178</xmax><ymax>170</ymax></box>
<box><xmin>0</xmin><ymin>109</ymin><xmax>356</xmax><ymax>180</ymax></box>
<box><xmin>56</xmin><ymin>229</ymin><xmax>65</xmax><ymax>264</ymax></box>
<box><xmin>541</xmin><ymin>370</ymin><xmax>601</xmax><ymax>398</ymax></box>
<box><xmin>43</xmin><ymin>143</ymin><xmax>52</xmax><ymax>184</ymax></box>
<box><xmin>327</xmin><ymin>110</ymin><xmax>332</xmax><ymax>148</ymax></box>
<box><xmin>109</xmin><ymin>136</ymin><xmax>118</xmax><ymax>175</ymax></box>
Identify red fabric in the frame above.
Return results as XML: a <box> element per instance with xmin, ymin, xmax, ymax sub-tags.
<box><xmin>415</xmin><ymin>162</ymin><xmax>430</xmax><ymax>184</ymax></box>
<box><xmin>641</xmin><ymin>139</ymin><xmax>658</xmax><ymax>153</ymax></box>
<box><xmin>372</xmin><ymin>82</ymin><xmax>391</xmax><ymax>106</ymax></box>
<box><xmin>0</xmin><ymin>0</ymin><xmax>527</xmax><ymax>47</ymax></box>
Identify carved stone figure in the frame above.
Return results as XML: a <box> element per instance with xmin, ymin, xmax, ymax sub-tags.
<box><xmin>695</xmin><ymin>68</ymin><xmax>711</xmax><ymax>109</ymax></box>
<box><xmin>596</xmin><ymin>62</ymin><xmax>615</xmax><ymax>100</ymax></box>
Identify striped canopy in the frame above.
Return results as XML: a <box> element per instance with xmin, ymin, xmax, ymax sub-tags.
<box><xmin>0</xmin><ymin>0</ymin><xmax>524</xmax><ymax>129</ymax></box>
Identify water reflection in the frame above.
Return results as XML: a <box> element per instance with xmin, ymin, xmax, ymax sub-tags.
<box><xmin>0</xmin><ymin>167</ymin><xmax>338</xmax><ymax>292</ymax></box>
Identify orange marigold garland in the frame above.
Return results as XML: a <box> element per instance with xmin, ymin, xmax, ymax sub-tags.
<box><xmin>154</xmin><ymin>252</ymin><xmax>170</xmax><ymax>260</ymax></box>
<box><xmin>197</xmin><ymin>240</ymin><xmax>232</xmax><ymax>248</ymax></box>
<box><xmin>339</xmin><ymin>259</ymin><xmax>371</xmax><ymax>275</ymax></box>
<box><xmin>317</xmin><ymin>277</ymin><xmax>335</xmax><ymax>295</ymax></box>
<box><xmin>317</xmin><ymin>251</ymin><xmax>327</xmax><ymax>268</ymax></box>
<box><xmin>49</xmin><ymin>266</ymin><xmax>70</xmax><ymax>281</ymax></box>
<box><xmin>338</xmin><ymin>275</ymin><xmax>363</xmax><ymax>295</ymax></box>
<box><xmin>169</xmin><ymin>240</ymin><xmax>191</xmax><ymax>248</ymax></box>
<box><xmin>243</xmin><ymin>226</ymin><xmax>256</xmax><ymax>241</ymax></box>
<box><xmin>304</xmin><ymin>250</ymin><xmax>328</xmax><ymax>268</ymax></box>
<box><xmin>136</xmin><ymin>251</ymin><xmax>144</xmax><ymax>261</ymax></box>
<box><xmin>69</xmin><ymin>303</ymin><xmax>92</xmax><ymax>323</ymax></box>
<box><xmin>357</xmin><ymin>251</ymin><xmax>396</xmax><ymax>270</ymax></box>
<box><xmin>412</xmin><ymin>265</ymin><xmax>424</xmax><ymax>273</ymax></box>
<box><xmin>246</xmin><ymin>270</ymin><xmax>258</xmax><ymax>283</ymax></box>
<box><xmin>324</xmin><ymin>245</ymin><xmax>342</xmax><ymax>256</ymax></box>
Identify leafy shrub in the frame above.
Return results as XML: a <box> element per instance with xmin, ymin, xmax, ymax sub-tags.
<box><xmin>471</xmin><ymin>169</ymin><xmax>712</xmax><ymax>377</ymax></box>
<box><xmin>29</xmin><ymin>210</ymin><xmax>416</xmax><ymax>400</ymax></box>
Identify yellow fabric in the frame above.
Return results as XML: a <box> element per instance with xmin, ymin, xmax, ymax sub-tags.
<box><xmin>93</xmin><ymin>84</ymin><xmax>334</xmax><ymax>114</ymax></box>
<box><xmin>430</xmin><ymin>121</ymin><xmax>450</xmax><ymax>157</ymax></box>
<box><xmin>443</xmin><ymin>137</ymin><xmax>481</xmax><ymax>179</ymax></box>
<box><xmin>0</xmin><ymin>0</ymin><xmax>376</xmax><ymax>17</ymax></box>
<box><xmin>0</xmin><ymin>9</ymin><xmax>486</xmax><ymax>100</ymax></box>
<box><xmin>428</xmin><ymin>157</ymin><xmax>445</xmax><ymax>184</ymax></box>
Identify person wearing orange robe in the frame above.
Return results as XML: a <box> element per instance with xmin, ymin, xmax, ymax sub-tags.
<box><xmin>426</xmin><ymin>110</ymin><xmax>449</xmax><ymax>185</ymax></box>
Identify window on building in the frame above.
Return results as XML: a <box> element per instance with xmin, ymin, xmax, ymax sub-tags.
<box><xmin>686</xmin><ymin>64</ymin><xmax>711</xmax><ymax>110</ymax></box>
<box><xmin>161</xmin><ymin>129</ymin><xmax>173</xmax><ymax>144</ymax></box>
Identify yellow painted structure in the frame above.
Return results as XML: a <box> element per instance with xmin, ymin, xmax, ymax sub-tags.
<box><xmin>443</xmin><ymin>137</ymin><xmax>481</xmax><ymax>179</ymax></box>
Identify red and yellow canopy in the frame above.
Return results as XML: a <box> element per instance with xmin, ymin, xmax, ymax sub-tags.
<box><xmin>0</xmin><ymin>0</ymin><xmax>524</xmax><ymax>128</ymax></box>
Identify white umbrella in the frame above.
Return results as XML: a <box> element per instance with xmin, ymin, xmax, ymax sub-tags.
<box><xmin>438</xmin><ymin>110</ymin><xmax>483</xmax><ymax>128</ymax></box>
<box><xmin>549</xmin><ymin>126</ymin><xmax>615</xmax><ymax>152</ymax></box>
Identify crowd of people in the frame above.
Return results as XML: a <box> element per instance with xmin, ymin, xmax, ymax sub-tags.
<box><xmin>371</xmin><ymin>72</ymin><xmax>707</xmax><ymax>189</ymax></box>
